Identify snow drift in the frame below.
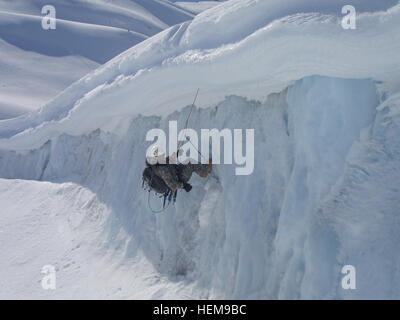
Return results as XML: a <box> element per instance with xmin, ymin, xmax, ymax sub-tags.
<box><xmin>1</xmin><ymin>0</ymin><xmax>400</xmax><ymax>299</ymax></box>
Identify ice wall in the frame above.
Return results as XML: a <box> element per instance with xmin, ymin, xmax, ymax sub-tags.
<box><xmin>1</xmin><ymin>75</ymin><xmax>392</xmax><ymax>298</ymax></box>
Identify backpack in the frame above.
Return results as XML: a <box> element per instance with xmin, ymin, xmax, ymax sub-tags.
<box><xmin>142</xmin><ymin>166</ymin><xmax>171</xmax><ymax>195</ymax></box>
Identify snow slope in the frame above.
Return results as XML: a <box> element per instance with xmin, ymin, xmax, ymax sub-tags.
<box><xmin>175</xmin><ymin>1</ymin><xmax>223</xmax><ymax>14</ymax></box>
<box><xmin>0</xmin><ymin>0</ymin><xmax>193</xmax><ymax>118</ymax></box>
<box><xmin>0</xmin><ymin>178</ymin><xmax>192</xmax><ymax>299</ymax></box>
<box><xmin>1</xmin><ymin>0</ymin><xmax>400</xmax><ymax>299</ymax></box>
<box><xmin>0</xmin><ymin>38</ymin><xmax>98</xmax><ymax>120</ymax></box>
<box><xmin>0</xmin><ymin>0</ymin><xmax>194</xmax><ymax>43</ymax></box>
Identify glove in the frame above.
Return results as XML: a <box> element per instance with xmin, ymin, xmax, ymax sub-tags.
<box><xmin>183</xmin><ymin>182</ymin><xmax>192</xmax><ymax>192</ymax></box>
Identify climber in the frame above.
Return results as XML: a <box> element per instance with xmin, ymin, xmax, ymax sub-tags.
<box><xmin>142</xmin><ymin>145</ymin><xmax>212</xmax><ymax>198</ymax></box>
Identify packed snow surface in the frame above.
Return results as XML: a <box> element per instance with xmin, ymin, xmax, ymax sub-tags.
<box><xmin>1</xmin><ymin>0</ymin><xmax>400</xmax><ymax>299</ymax></box>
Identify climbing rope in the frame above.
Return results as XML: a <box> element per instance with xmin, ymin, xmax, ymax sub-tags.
<box><xmin>178</xmin><ymin>88</ymin><xmax>200</xmax><ymax>151</ymax></box>
<box><xmin>178</xmin><ymin>89</ymin><xmax>210</xmax><ymax>165</ymax></box>
<box><xmin>147</xmin><ymin>190</ymin><xmax>171</xmax><ymax>214</ymax></box>
<box><xmin>186</xmin><ymin>136</ymin><xmax>208</xmax><ymax>163</ymax></box>
<box><xmin>177</xmin><ymin>88</ymin><xmax>209</xmax><ymax>162</ymax></box>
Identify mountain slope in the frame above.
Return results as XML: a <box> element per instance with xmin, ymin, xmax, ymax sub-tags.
<box><xmin>175</xmin><ymin>1</ymin><xmax>223</xmax><ymax>14</ymax></box>
<box><xmin>0</xmin><ymin>0</ymin><xmax>194</xmax><ymax>36</ymax></box>
<box><xmin>0</xmin><ymin>0</ymin><xmax>194</xmax><ymax>118</ymax></box>
<box><xmin>0</xmin><ymin>38</ymin><xmax>98</xmax><ymax>120</ymax></box>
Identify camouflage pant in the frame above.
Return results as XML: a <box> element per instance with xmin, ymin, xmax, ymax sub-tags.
<box><xmin>178</xmin><ymin>163</ymin><xmax>210</xmax><ymax>183</ymax></box>
<box><xmin>151</xmin><ymin>162</ymin><xmax>210</xmax><ymax>191</ymax></box>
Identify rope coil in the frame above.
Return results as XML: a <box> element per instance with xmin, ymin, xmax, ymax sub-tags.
<box><xmin>147</xmin><ymin>190</ymin><xmax>171</xmax><ymax>214</ymax></box>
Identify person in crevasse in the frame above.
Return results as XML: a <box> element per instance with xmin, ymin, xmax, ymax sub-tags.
<box><xmin>144</xmin><ymin>145</ymin><xmax>212</xmax><ymax>194</ymax></box>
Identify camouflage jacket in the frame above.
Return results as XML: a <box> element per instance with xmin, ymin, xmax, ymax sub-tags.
<box><xmin>151</xmin><ymin>163</ymin><xmax>183</xmax><ymax>191</ymax></box>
